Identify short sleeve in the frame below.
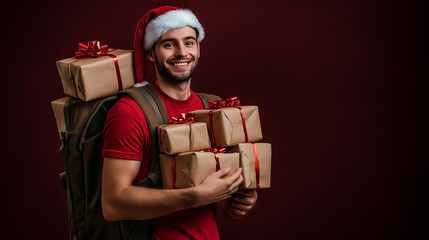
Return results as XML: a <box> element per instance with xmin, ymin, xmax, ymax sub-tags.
<box><xmin>102</xmin><ymin>96</ymin><xmax>151</xmax><ymax>161</ymax></box>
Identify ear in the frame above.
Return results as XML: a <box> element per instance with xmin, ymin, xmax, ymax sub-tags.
<box><xmin>146</xmin><ymin>49</ymin><xmax>155</xmax><ymax>63</ymax></box>
<box><xmin>197</xmin><ymin>41</ymin><xmax>201</xmax><ymax>58</ymax></box>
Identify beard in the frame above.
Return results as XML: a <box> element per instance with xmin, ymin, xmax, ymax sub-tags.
<box><xmin>155</xmin><ymin>56</ymin><xmax>199</xmax><ymax>83</ymax></box>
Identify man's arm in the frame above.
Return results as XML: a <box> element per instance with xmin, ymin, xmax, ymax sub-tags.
<box><xmin>102</xmin><ymin>157</ymin><xmax>243</xmax><ymax>221</ymax></box>
<box><xmin>221</xmin><ymin>190</ymin><xmax>258</xmax><ymax>220</ymax></box>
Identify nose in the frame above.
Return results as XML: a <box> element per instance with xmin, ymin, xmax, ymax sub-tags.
<box><xmin>174</xmin><ymin>43</ymin><xmax>187</xmax><ymax>58</ymax></box>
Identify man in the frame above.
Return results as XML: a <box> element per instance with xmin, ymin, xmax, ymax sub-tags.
<box><xmin>102</xmin><ymin>6</ymin><xmax>258</xmax><ymax>239</ymax></box>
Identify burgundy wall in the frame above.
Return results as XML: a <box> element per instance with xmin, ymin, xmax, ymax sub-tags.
<box><xmin>0</xmin><ymin>0</ymin><xmax>426</xmax><ymax>239</ymax></box>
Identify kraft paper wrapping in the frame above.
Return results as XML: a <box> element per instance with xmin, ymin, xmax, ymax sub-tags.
<box><xmin>160</xmin><ymin>152</ymin><xmax>240</xmax><ymax>189</ymax></box>
<box><xmin>188</xmin><ymin>106</ymin><xmax>263</xmax><ymax>147</ymax></box>
<box><xmin>158</xmin><ymin>122</ymin><xmax>211</xmax><ymax>155</ymax></box>
<box><xmin>230</xmin><ymin>143</ymin><xmax>271</xmax><ymax>189</ymax></box>
<box><xmin>56</xmin><ymin>49</ymin><xmax>136</xmax><ymax>101</ymax></box>
<box><xmin>51</xmin><ymin>96</ymin><xmax>73</xmax><ymax>140</ymax></box>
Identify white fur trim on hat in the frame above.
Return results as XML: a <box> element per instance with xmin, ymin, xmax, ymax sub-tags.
<box><xmin>133</xmin><ymin>81</ymin><xmax>149</xmax><ymax>88</ymax></box>
<box><xmin>144</xmin><ymin>9</ymin><xmax>205</xmax><ymax>50</ymax></box>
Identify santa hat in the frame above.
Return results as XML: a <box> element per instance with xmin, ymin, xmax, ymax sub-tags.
<box><xmin>134</xmin><ymin>6</ymin><xmax>205</xmax><ymax>83</ymax></box>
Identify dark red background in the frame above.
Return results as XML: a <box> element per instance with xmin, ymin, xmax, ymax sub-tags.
<box><xmin>0</xmin><ymin>0</ymin><xmax>427</xmax><ymax>239</ymax></box>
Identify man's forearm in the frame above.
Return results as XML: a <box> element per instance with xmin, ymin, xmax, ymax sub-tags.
<box><xmin>101</xmin><ymin>157</ymin><xmax>243</xmax><ymax>221</ymax></box>
<box><xmin>102</xmin><ymin>185</ymin><xmax>198</xmax><ymax>221</ymax></box>
<box><xmin>102</xmin><ymin>158</ymin><xmax>200</xmax><ymax>221</ymax></box>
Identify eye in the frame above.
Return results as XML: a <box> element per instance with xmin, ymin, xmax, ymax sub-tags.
<box><xmin>164</xmin><ymin>43</ymin><xmax>174</xmax><ymax>48</ymax></box>
<box><xmin>185</xmin><ymin>41</ymin><xmax>195</xmax><ymax>46</ymax></box>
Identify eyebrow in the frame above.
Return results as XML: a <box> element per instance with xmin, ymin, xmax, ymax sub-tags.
<box><xmin>160</xmin><ymin>36</ymin><xmax>197</xmax><ymax>44</ymax></box>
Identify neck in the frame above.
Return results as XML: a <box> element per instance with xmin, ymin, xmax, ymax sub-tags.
<box><xmin>155</xmin><ymin>77</ymin><xmax>192</xmax><ymax>100</ymax></box>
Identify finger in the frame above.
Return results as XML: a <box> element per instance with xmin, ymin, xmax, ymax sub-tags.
<box><xmin>230</xmin><ymin>205</ymin><xmax>247</xmax><ymax>218</ymax></box>
<box><xmin>232</xmin><ymin>195</ymin><xmax>250</xmax><ymax>204</ymax></box>
<box><xmin>235</xmin><ymin>189</ymin><xmax>257</xmax><ymax>197</ymax></box>
<box><xmin>228</xmin><ymin>174</ymin><xmax>243</xmax><ymax>192</ymax></box>
<box><xmin>233</xmin><ymin>190</ymin><xmax>257</xmax><ymax>201</ymax></box>
<box><xmin>232</xmin><ymin>195</ymin><xmax>254</xmax><ymax>206</ymax></box>
<box><xmin>231</xmin><ymin>186</ymin><xmax>239</xmax><ymax>194</ymax></box>
<box><xmin>219</xmin><ymin>193</ymin><xmax>232</xmax><ymax>202</ymax></box>
<box><xmin>225</xmin><ymin>168</ymin><xmax>242</xmax><ymax>182</ymax></box>
<box><xmin>231</xmin><ymin>200</ymin><xmax>252</xmax><ymax>211</ymax></box>
<box><xmin>213</xmin><ymin>167</ymin><xmax>231</xmax><ymax>178</ymax></box>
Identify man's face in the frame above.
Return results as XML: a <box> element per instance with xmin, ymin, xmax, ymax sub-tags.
<box><xmin>148</xmin><ymin>26</ymin><xmax>200</xmax><ymax>83</ymax></box>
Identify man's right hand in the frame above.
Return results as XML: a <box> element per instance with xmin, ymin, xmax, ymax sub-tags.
<box><xmin>193</xmin><ymin>167</ymin><xmax>243</xmax><ymax>206</ymax></box>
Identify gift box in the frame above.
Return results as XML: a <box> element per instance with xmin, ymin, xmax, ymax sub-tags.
<box><xmin>230</xmin><ymin>143</ymin><xmax>271</xmax><ymax>189</ymax></box>
<box><xmin>51</xmin><ymin>96</ymin><xmax>74</xmax><ymax>140</ymax></box>
<box><xmin>188</xmin><ymin>106</ymin><xmax>263</xmax><ymax>147</ymax></box>
<box><xmin>56</xmin><ymin>45</ymin><xmax>136</xmax><ymax>101</ymax></box>
<box><xmin>160</xmin><ymin>151</ymin><xmax>240</xmax><ymax>189</ymax></box>
<box><xmin>158</xmin><ymin>121</ymin><xmax>211</xmax><ymax>155</ymax></box>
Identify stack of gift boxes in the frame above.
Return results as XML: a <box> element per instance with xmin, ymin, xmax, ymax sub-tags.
<box><xmin>158</xmin><ymin>98</ymin><xmax>272</xmax><ymax>190</ymax></box>
<box><xmin>51</xmin><ymin>41</ymin><xmax>272</xmax><ymax>190</ymax></box>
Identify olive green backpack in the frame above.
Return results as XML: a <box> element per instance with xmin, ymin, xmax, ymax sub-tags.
<box><xmin>57</xmin><ymin>84</ymin><xmax>220</xmax><ymax>240</ymax></box>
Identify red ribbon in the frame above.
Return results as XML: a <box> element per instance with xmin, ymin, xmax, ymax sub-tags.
<box><xmin>205</xmin><ymin>147</ymin><xmax>226</xmax><ymax>153</ymax></box>
<box><xmin>236</xmin><ymin>106</ymin><xmax>248</xmax><ymax>143</ymax></box>
<box><xmin>208</xmin><ymin>97</ymin><xmax>241</xmax><ymax>109</ymax></box>
<box><xmin>252</xmin><ymin>143</ymin><xmax>260</xmax><ymax>189</ymax></box>
<box><xmin>68</xmin><ymin>40</ymin><xmax>123</xmax><ymax>98</ymax></box>
<box><xmin>205</xmin><ymin>147</ymin><xmax>226</xmax><ymax>171</ymax></box>
<box><xmin>171</xmin><ymin>156</ymin><xmax>177</xmax><ymax>189</ymax></box>
<box><xmin>207</xmin><ymin>97</ymin><xmax>248</xmax><ymax>146</ymax></box>
<box><xmin>170</xmin><ymin>113</ymin><xmax>195</xmax><ymax>124</ymax></box>
<box><xmin>208</xmin><ymin>111</ymin><xmax>216</xmax><ymax>146</ymax></box>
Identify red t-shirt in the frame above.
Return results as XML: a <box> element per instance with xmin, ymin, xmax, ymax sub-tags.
<box><xmin>102</xmin><ymin>83</ymin><xmax>219</xmax><ymax>240</ymax></box>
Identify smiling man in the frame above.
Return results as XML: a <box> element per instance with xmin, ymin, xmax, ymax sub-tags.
<box><xmin>101</xmin><ymin>6</ymin><xmax>258</xmax><ymax>240</ymax></box>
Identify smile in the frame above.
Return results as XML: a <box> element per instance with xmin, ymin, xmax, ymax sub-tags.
<box><xmin>173</xmin><ymin>62</ymin><xmax>189</xmax><ymax>67</ymax></box>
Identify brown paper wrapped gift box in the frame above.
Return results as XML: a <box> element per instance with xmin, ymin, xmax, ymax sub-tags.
<box><xmin>230</xmin><ymin>143</ymin><xmax>271</xmax><ymax>189</ymax></box>
<box><xmin>158</xmin><ymin>122</ymin><xmax>211</xmax><ymax>155</ymax></box>
<box><xmin>160</xmin><ymin>152</ymin><xmax>240</xmax><ymax>189</ymax></box>
<box><xmin>188</xmin><ymin>106</ymin><xmax>263</xmax><ymax>147</ymax></box>
<box><xmin>56</xmin><ymin>49</ymin><xmax>136</xmax><ymax>101</ymax></box>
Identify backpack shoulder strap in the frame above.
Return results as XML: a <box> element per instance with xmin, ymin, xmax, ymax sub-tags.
<box><xmin>119</xmin><ymin>85</ymin><xmax>169</xmax><ymax>239</ymax></box>
<box><xmin>144</xmin><ymin>85</ymin><xmax>170</xmax><ymax>124</ymax></box>
<box><xmin>122</xmin><ymin>85</ymin><xmax>168</xmax><ymax>187</ymax></box>
<box><xmin>196</xmin><ymin>92</ymin><xmax>221</xmax><ymax>109</ymax></box>
<box><xmin>123</xmin><ymin>85</ymin><xmax>169</xmax><ymax>132</ymax></box>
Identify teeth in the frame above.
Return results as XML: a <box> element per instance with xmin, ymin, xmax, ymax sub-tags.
<box><xmin>174</xmin><ymin>62</ymin><xmax>188</xmax><ymax>66</ymax></box>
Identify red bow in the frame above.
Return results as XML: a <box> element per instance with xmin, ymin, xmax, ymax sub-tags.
<box><xmin>170</xmin><ymin>113</ymin><xmax>195</xmax><ymax>124</ymax></box>
<box><xmin>204</xmin><ymin>147</ymin><xmax>226</xmax><ymax>153</ymax></box>
<box><xmin>207</xmin><ymin>96</ymin><xmax>248</xmax><ymax>145</ymax></box>
<box><xmin>208</xmin><ymin>97</ymin><xmax>241</xmax><ymax>109</ymax></box>
<box><xmin>75</xmin><ymin>40</ymin><xmax>109</xmax><ymax>58</ymax></box>
<box><xmin>205</xmin><ymin>147</ymin><xmax>226</xmax><ymax>171</ymax></box>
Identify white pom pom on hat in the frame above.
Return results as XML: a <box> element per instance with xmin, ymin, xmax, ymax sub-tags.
<box><xmin>133</xmin><ymin>6</ymin><xmax>205</xmax><ymax>83</ymax></box>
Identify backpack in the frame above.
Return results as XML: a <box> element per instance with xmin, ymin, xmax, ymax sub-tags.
<box><xmin>56</xmin><ymin>84</ymin><xmax>220</xmax><ymax>240</ymax></box>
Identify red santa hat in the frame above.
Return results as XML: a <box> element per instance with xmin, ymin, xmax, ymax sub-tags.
<box><xmin>134</xmin><ymin>6</ymin><xmax>205</xmax><ymax>83</ymax></box>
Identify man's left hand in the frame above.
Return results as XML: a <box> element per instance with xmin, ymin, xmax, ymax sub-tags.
<box><xmin>222</xmin><ymin>189</ymin><xmax>258</xmax><ymax>220</ymax></box>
